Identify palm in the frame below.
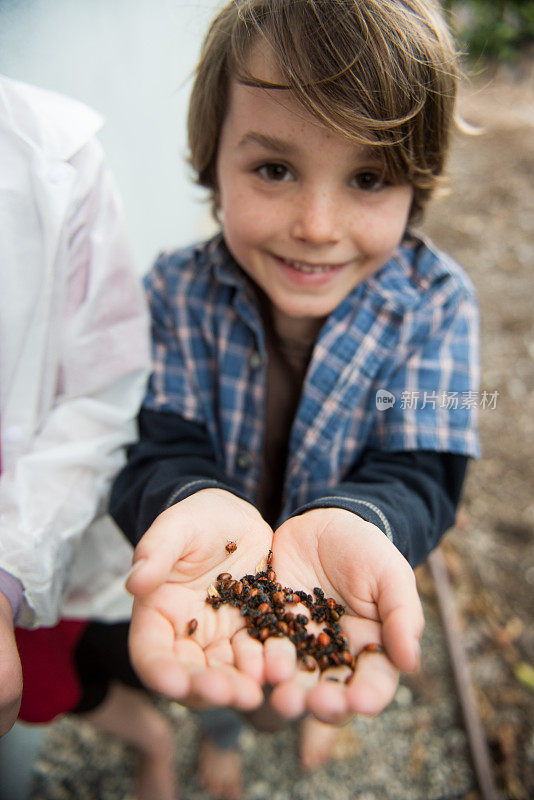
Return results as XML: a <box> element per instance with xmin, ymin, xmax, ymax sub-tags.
<box><xmin>267</xmin><ymin>508</ymin><xmax>423</xmax><ymax>722</ymax></box>
<box><xmin>127</xmin><ymin>489</ymin><xmax>273</xmax><ymax>709</ymax></box>
<box><xmin>272</xmin><ymin>512</ymin><xmax>384</xmax><ymax>622</ymax></box>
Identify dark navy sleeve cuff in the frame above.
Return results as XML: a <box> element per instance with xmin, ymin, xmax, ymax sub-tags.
<box><xmin>290</xmin><ymin>496</ymin><xmax>394</xmax><ymax>542</ymax></box>
<box><xmin>164</xmin><ymin>478</ymin><xmax>252</xmax><ymax>510</ymax></box>
<box><xmin>289</xmin><ymin>450</ymin><xmax>469</xmax><ymax>568</ymax></box>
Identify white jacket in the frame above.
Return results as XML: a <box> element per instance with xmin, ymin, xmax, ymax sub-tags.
<box><xmin>0</xmin><ymin>76</ymin><xmax>151</xmax><ymax>627</ymax></box>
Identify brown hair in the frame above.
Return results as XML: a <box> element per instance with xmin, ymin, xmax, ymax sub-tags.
<box><xmin>187</xmin><ymin>0</ymin><xmax>460</xmax><ymax>221</ymax></box>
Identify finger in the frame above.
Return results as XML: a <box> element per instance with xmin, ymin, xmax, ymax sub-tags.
<box><xmin>232</xmin><ymin>628</ymin><xmax>266</xmax><ymax>684</ymax></box>
<box><xmin>345</xmin><ymin>648</ymin><xmax>399</xmax><ymax>716</ymax></box>
<box><xmin>208</xmin><ymin>646</ymin><xmax>265</xmax><ymax>710</ymax></box>
<box><xmin>226</xmin><ymin>667</ymin><xmax>265</xmax><ymax>710</ymax></box>
<box><xmin>336</xmin><ymin>615</ymin><xmax>382</xmax><ymax>652</ymax></box>
<box><xmin>383</xmin><ymin>604</ymin><xmax>423</xmax><ymax>672</ymax></box>
<box><xmin>190</xmin><ymin>663</ymin><xmax>235</xmax><ymax>706</ymax></box>
<box><xmin>263</xmin><ymin>635</ymin><xmax>297</xmax><ymax>684</ymax></box>
<box><xmin>269</xmin><ymin>664</ymin><xmax>320</xmax><ymax>719</ymax></box>
<box><xmin>126</xmin><ymin>520</ymin><xmax>187</xmax><ymax>596</ymax></box>
<box><xmin>378</xmin><ymin>571</ymin><xmax>424</xmax><ymax>672</ymax></box>
<box><xmin>204</xmin><ymin>638</ymin><xmax>235</xmax><ymax>667</ymax></box>
<box><xmin>305</xmin><ymin>673</ymin><xmax>354</xmax><ymax>725</ymax></box>
<box><xmin>191</xmin><ymin>663</ymin><xmax>263</xmax><ymax>711</ymax></box>
<box><xmin>199</xmin><ymin>637</ymin><xmax>264</xmax><ymax>709</ymax></box>
<box><xmin>129</xmin><ymin>602</ymin><xmax>192</xmax><ymax>698</ymax></box>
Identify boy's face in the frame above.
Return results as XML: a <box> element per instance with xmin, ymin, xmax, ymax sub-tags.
<box><xmin>216</xmin><ymin>58</ymin><xmax>413</xmax><ymax>337</ymax></box>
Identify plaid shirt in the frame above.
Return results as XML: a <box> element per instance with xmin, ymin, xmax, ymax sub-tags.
<box><xmin>145</xmin><ymin>233</ymin><xmax>479</xmax><ymax>522</ymax></box>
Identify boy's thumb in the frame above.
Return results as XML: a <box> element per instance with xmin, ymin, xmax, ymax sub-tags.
<box><xmin>124</xmin><ymin>557</ymin><xmax>153</xmax><ymax>594</ymax></box>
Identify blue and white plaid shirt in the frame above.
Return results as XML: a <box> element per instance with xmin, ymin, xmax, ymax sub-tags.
<box><xmin>144</xmin><ymin>233</ymin><xmax>479</xmax><ymax>522</ymax></box>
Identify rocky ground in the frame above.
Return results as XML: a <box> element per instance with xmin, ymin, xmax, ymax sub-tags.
<box><xmin>27</xmin><ymin>61</ymin><xmax>534</xmax><ymax>800</ymax></box>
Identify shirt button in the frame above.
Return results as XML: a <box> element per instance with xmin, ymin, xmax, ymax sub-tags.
<box><xmin>249</xmin><ymin>351</ymin><xmax>263</xmax><ymax>369</ymax></box>
<box><xmin>236</xmin><ymin>451</ymin><xmax>252</xmax><ymax>470</ymax></box>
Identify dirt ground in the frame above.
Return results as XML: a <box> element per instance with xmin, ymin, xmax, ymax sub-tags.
<box><xmin>417</xmin><ymin>55</ymin><xmax>534</xmax><ymax>799</ymax></box>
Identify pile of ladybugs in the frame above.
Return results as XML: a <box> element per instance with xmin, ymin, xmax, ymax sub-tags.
<box><xmin>198</xmin><ymin>550</ymin><xmax>372</xmax><ymax>676</ymax></box>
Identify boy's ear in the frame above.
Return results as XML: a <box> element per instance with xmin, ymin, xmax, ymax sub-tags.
<box><xmin>211</xmin><ymin>186</ymin><xmax>222</xmax><ymax>222</ymax></box>
<box><xmin>408</xmin><ymin>195</ymin><xmax>422</xmax><ymax>226</ymax></box>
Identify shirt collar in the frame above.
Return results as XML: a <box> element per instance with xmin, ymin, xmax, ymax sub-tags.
<box><xmin>207</xmin><ymin>233</ymin><xmax>265</xmax><ymax>338</ymax></box>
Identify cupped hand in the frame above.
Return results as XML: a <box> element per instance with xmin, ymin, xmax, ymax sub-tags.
<box><xmin>126</xmin><ymin>488</ymin><xmax>275</xmax><ymax>710</ymax></box>
<box><xmin>0</xmin><ymin>593</ymin><xmax>22</xmax><ymax>737</ymax></box>
<box><xmin>267</xmin><ymin>507</ymin><xmax>424</xmax><ymax>724</ymax></box>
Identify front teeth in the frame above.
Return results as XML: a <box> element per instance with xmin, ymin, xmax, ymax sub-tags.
<box><xmin>284</xmin><ymin>259</ymin><xmax>335</xmax><ymax>274</ymax></box>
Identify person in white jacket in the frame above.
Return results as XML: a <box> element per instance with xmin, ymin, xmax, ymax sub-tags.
<box><xmin>0</xmin><ymin>75</ymin><xmax>179</xmax><ymax>800</ymax></box>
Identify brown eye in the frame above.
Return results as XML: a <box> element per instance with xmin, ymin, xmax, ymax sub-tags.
<box><xmin>353</xmin><ymin>171</ymin><xmax>384</xmax><ymax>191</ymax></box>
<box><xmin>258</xmin><ymin>163</ymin><xmax>291</xmax><ymax>182</ymax></box>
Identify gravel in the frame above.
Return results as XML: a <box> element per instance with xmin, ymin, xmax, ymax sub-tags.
<box><xmin>28</xmin><ymin>600</ymin><xmax>483</xmax><ymax>800</ymax></box>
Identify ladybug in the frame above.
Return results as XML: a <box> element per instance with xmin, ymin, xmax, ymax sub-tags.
<box><xmin>225</xmin><ymin>540</ymin><xmax>237</xmax><ymax>554</ymax></box>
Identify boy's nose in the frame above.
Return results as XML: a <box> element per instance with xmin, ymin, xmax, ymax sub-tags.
<box><xmin>290</xmin><ymin>189</ymin><xmax>340</xmax><ymax>245</ymax></box>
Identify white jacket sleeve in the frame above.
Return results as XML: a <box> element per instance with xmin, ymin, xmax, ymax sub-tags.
<box><xmin>0</xmin><ymin>138</ymin><xmax>150</xmax><ymax>627</ymax></box>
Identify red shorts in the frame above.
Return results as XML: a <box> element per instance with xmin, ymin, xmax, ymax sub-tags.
<box><xmin>15</xmin><ymin>619</ymin><xmax>141</xmax><ymax>723</ymax></box>
<box><xmin>15</xmin><ymin>620</ymin><xmax>88</xmax><ymax>723</ymax></box>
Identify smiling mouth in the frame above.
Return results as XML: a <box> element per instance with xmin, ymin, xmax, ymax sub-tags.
<box><xmin>278</xmin><ymin>257</ymin><xmax>347</xmax><ymax>274</ymax></box>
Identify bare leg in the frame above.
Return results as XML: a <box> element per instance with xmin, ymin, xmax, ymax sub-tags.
<box><xmin>197</xmin><ymin>736</ymin><xmax>243</xmax><ymax>800</ymax></box>
<box><xmin>196</xmin><ymin>708</ymin><xmax>243</xmax><ymax>800</ymax></box>
<box><xmin>244</xmin><ymin>694</ymin><xmax>340</xmax><ymax>771</ymax></box>
<box><xmin>81</xmin><ymin>682</ymin><xmax>178</xmax><ymax>800</ymax></box>
<box><xmin>298</xmin><ymin>716</ymin><xmax>341</xmax><ymax>771</ymax></box>
<box><xmin>197</xmin><ymin>692</ymin><xmax>288</xmax><ymax>799</ymax></box>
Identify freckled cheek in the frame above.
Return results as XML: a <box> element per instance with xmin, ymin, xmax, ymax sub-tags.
<box><xmin>349</xmin><ymin>221</ymin><xmax>392</xmax><ymax>259</ymax></box>
<box><xmin>224</xmin><ymin>190</ymin><xmax>285</xmax><ymax>245</ymax></box>
<box><xmin>354</xmin><ymin>199</ymin><xmax>411</xmax><ymax>257</ymax></box>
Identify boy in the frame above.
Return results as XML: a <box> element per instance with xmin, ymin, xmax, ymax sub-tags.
<box><xmin>111</xmin><ymin>0</ymin><xmax>479</xmax><ymax>795</ymax></box>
